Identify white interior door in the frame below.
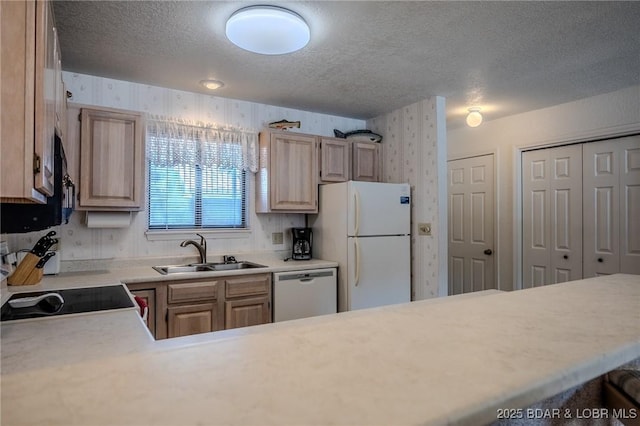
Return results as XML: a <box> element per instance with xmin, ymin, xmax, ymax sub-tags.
<box><xmin>583</xmin><ymin>136</ymin><xmax>640</xmax><ymax>276</ymax></box>
<box><xmin>522</xmin><ymin>145</ymin><xmax>582</xmax><ymax>287</ymax></box>
<box><xmin>447</xmin><ymin>154</ymin><xmax>495</xmax><ymax>295</ymax></box>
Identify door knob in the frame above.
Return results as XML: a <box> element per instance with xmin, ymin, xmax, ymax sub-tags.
<box><xmin>484</xmin><ymin>249</ymin><xmax>493</xmax><ymax>255</ymax></box>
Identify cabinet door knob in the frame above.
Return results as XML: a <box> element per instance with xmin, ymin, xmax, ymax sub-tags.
<box><xmin>563</xmin><ymin>255</ymin><xmax>568</xmax><ymax>260</ymax></box>
<box><xmin>597</xmin><ymin>258</ymin><xmax>604</xmax><ymax>263</ymax></box>
<box><xmin>484</xmin><ymin>249</ymin><xmax>493</xmax><ymax>255</ymax></box>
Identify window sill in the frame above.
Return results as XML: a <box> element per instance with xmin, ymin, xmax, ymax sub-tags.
<box><xmin>145</xmin><ymin>229</ymin><xmax>251</xmax><ymax>241</ymax></box>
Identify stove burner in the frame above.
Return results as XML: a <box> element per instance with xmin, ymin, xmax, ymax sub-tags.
<box><xmin>1</xmin><ymin>285</ymin><xmax>134</xmax><ymax>321</ymax></box>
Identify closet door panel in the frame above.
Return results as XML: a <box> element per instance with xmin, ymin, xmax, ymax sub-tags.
<box><xmin>583</xmin><ymin>142</ymin><xmax>618</xmax><ymax>276</ymax></box>
<box><xmin>582</xmin><ymin>137</ymin><xmax>640</xmax><ymax>276</ymax></box>
<box><xmin>523</xmin><ymin>145</ymin><xmax>581</xmax><ymax>287</ymax></box>
<box><xmin>549</xmin><ymin>146</ymin><xmax>582</xmax><ymax>283</ymax></box>
<box><xmin>620</xmin><ymin>137</ymin><xmax>640</xmax><ymax>274</ymax></box>
<box><xmin>523</xmin><ymin>150</ymin><xmax>550</xmax><ymax>288</ymax></box>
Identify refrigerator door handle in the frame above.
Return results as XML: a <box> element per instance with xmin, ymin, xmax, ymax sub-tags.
<box><xmin>354</xmin><ymin>238</ymin><xmax>361</xmax><ymax>286</ymax></box>
<box><xmin>353</xmin><ymin>189</ymin><xmax>361</xmax><ymax>236</ymax></box>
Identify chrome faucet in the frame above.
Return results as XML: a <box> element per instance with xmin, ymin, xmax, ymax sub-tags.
<box><xmin>180</xmin><ymin>233</ymin><xmax>207</xmax><ymax>264</ymax></box>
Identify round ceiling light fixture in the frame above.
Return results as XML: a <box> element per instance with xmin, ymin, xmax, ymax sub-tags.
<box><xmin>200</xmin><ymin>79</ymin><xmax>225</xmax><ymax>90</ymax></box>
<box><xmin>466</xmin><ymin>107</ymin><xmax>483</xmax><ymax>127</ymax></box>
<box><xmin>225</xmin><ymin>5</ymin><xmax>310</xmax><ymax>55</ymax></box>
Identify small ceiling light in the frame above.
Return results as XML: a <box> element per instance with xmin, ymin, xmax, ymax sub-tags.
<box><xmin>225</xmin><ymin>5</ymin><xmax>310</xmax><ymax>55</ymax></box>
<box><xmin>200</xmin><ymin>80</ymin><xmax>224</xmax><ymax>90</ymax></box>
<box><xmin>466</xmin><ymin>107</ymin><xmax>483</xmax><ymax>127</ymax></box>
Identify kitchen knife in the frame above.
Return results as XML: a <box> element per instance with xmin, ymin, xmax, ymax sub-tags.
<box><xmin>35</xmin><ymin>252</ymin><xmax>56</xmax><ymax>269</ymax></box>
<box><xmin>42</xmin><ymin>238</ymin><xmax>58</xmax><ymax>254</ymax></box>
<box><xmin>30</xmin><ymin>231</ymin><xmax>57</xmax><ymax>257</ymax></box>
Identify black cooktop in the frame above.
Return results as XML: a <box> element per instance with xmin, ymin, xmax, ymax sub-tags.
<box><xmin>0</xmin><ymin>285</ymin><xmax>135</xmax><ymax>321</ymax></box>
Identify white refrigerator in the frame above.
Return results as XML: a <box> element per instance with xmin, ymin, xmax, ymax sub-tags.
<box><xmin>309</xmin><ymin>181</ymin><xmax>411</xmax><ymax>312</ymax></box>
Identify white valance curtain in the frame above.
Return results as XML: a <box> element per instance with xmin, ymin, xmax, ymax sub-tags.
<box><xmin>147</xmin><ymin>116</ymin><xmax>259</xmax><ymax>173</ymax></box>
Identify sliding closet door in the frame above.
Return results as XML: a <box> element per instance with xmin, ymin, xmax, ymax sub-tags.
<box><xmin>583</xmin><ymin>136</ymin><xmax>640</xmax><ymax>277</ymax></box>
<box><xmin>522</xmin><ymin>145</ymin><xmax>582</xmax><ymax>288</ymax></box>
<box><xmin>620</xmin><ymin>137</ymin><xmax>640</xmax><ymax>274</ymax></box>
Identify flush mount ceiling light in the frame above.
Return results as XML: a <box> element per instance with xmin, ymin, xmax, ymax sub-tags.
<box><xmin>200</xmin><ymin>80</ymin><xmax>225</xmax><ymax>90</ymax></box>
<box><xmin>466</xmin><ymin>107</ymin><xmax>483</xmax><ymax>128</ymax></box>
<box><xmin>225</xmin><ymin>5</ymin><xmax>310</xmax><ymax>55</ymax></box>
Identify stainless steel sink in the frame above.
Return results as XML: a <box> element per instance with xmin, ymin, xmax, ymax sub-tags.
<box><xmin>152</xmin><ymin>264</ymin><xmax>215</xmax><ymax>274</ymax></box>
<box><xmin>153</xmin><ymin>261</ymin><xmax>266</xmax><ymax>275</ymax></box>
<box><xmin>208</xmin><ymin>261</ymin><xmax>266</xmax><ymax>271</ymax></box>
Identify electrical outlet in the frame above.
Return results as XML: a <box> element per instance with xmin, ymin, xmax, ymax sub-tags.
<box><xmin>272</xmin><ymin>232</ymin><xmax>284</xmax><ymax>245</ymax></box>
<box><xmin>418</xmin><ymin>223</ymin><xmax>432</xmax><ymax>236</ymax></box>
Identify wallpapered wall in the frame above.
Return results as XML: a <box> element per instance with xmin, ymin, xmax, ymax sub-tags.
<box><xmin>5</xmin><ymin>72</ymin><xmax>365</xmax><ymax>261</ymax></box>
<box><xmin>367</xmin><ymin>97</ymin><xmax>448</xmax><ymax>300</ymax></box>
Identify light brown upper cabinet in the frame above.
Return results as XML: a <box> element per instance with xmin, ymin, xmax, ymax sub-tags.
<box><xmin>319</xmin><ymin>137</ymin><xmax>351</xmax><ymax>183</ymax></box>
<box><xmin>1</xmin><ymin>0</ymin><xmax>62</xmax><ymax>203</ymax></box>
<box><xmin>53</xmin><ymin>31</ymin><xmax>66</xmax><ymax>140</ymax></box>
<box><xmin>79</xmin><ymin>107</ymin><xmax>145</xmax><ymax>210</ymax></box>
<box><xmin>256</xmin><ymin>130</ymin><xmax>318</xmax><ymax>213</ymax></box>
<box><xmin>352</xmin><ymin>141</ymin><xmax>381</xmax><ymax>182</ymax></box>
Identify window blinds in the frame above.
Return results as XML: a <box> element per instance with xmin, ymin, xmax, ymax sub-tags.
<box><xmin>146</xmin><ymin>117</ymin><xmax>257</xmax><ymax>230</ymax></box>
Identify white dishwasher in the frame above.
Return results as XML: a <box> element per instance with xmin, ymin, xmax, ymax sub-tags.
<box><xmin>273</xmin><ymin>268</ymin><xmax>337</xmax><ymax>322</ymax></box>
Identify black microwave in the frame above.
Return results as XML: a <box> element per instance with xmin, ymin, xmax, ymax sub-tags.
<box><xmin>1</xmin><ymin>134</ymin><xmax>72</xmax><ymax>234</ymax></box>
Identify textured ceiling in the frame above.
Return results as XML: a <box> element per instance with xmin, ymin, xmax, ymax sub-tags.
<box><xmin>53</xmin><ymin>1</ymin><xmax>640</xmax><ymax>129</ymax></box>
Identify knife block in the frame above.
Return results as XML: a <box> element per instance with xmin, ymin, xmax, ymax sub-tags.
<box><xmin>7</xmin><ymin>253</ymin><xmax>42</xmax><ymax>286</ymax></box>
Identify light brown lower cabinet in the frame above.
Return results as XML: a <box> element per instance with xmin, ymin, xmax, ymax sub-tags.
<box><xmin>225</xmin><ymin>296</ymin><xmax>270</xmax><ymax>330</ymax></box>
<box><xmin>167</xmin><ymin>303</ymin><xmax>219</xmax><ymax>338</ymax></box>
<box><xmin>126</xmin><ymin>272</ymin><xmax>271</xmax><ymax>340</ymax></box>
<box><xmin>224</xmin><ymin>274</ymin><xmax>271</xmax><ymax>330</ymax></box>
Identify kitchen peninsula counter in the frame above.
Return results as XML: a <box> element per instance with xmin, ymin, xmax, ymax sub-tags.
<box><xmin>2</xmin><ymin>274</ymin><xmax>639</xmax><ymax>425</ymax></box>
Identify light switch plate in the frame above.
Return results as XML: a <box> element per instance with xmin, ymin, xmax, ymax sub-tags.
<box><xmin>418</xmin><ymin>223</ymin><xmax>432</xmax><ymax>236</ymax></box>
<box><xmin>272</xmin><ymin>232</ymin><xmax>284</xmax><ymax>245</ymax></box>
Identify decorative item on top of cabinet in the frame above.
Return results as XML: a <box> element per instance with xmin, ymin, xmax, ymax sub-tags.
<box><xmin>256</xmin><ymin>129</ymin><xmax>318</xmax><ymax>213</ymax></box>
<box><xmin>319</xmin><ymin>137</ymin><xmax>351</xmax><ymax>183</ymax></box>
<box><xmin>352</xmin><ymin>141</ymin><xmax>381</xmax><ymax>182</ymax></box>
<box><xmin>0</xmin><ymin>0</ymin><xmax>62</xmax><ymax>203</ymax></box>
<box><xmin>78</xmin><ymin>107</ymin><xmax>145</xmax><ymax>211</ymax></box>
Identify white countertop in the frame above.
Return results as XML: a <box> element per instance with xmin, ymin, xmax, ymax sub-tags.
<box><xmin>1</xmin><ymin>274</ymin><xmax>639</xmax><ymax>425</ymax></box>
<box><xmin>0</xmin><ymin>254</ymin><xmax>338</xmax><ymax>305</ymax></box>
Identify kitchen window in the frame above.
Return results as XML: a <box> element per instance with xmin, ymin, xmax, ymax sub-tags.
<box><xmin>146</xmin><ymin>117</ymin><xmax>258</xmax><ymax>231</ymax></box>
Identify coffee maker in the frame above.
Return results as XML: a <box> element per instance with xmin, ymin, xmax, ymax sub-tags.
<box><xmin>291</xmin><ymin>228</ymin><xmax>312</xmax><ymax>260</ymax></box>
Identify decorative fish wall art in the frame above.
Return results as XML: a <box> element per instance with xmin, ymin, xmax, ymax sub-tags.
<box><xmin>268</xmin><ymin>119</ymin><xmax>301</xmax><ymax>130</ymax></box>
<box><xmin>333</xmin><ymin>129</ymin><xmax>383</xmax><ymax>143</ymax></box>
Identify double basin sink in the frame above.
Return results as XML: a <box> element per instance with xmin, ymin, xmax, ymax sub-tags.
<box><xmin>153</xmin><ymin>261</ymin><xmax>266</xmax><ymax>275</ymax></box>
